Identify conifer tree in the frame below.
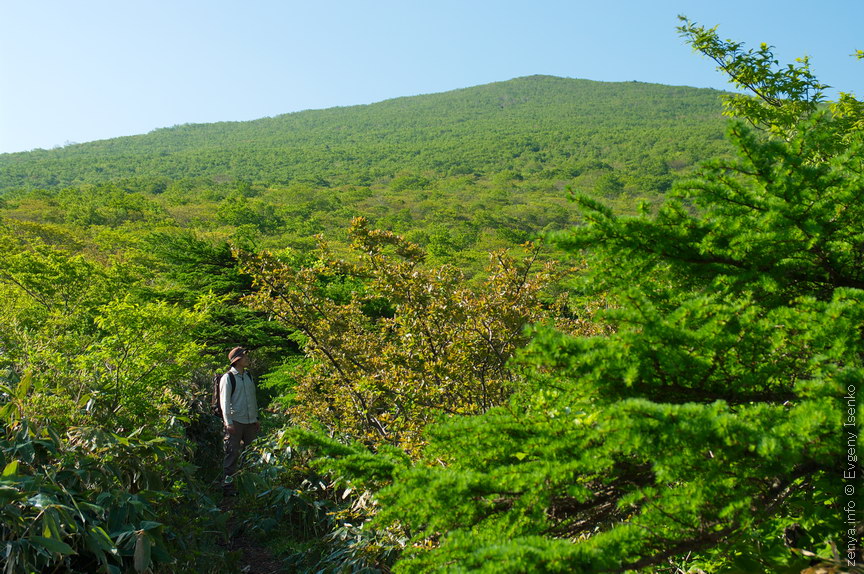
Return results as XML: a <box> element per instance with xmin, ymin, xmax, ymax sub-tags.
<box><xmin>370</xmin><ymin>21</ymin><xmax>864</xmax><ymax>573</ymax></box>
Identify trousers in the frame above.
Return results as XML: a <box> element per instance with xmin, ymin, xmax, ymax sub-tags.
<box><xmin>223</xmin><ymin>421</ymin><xmax>258</xmax><ymax>483</ymax></box>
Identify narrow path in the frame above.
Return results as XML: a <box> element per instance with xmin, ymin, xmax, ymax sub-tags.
<box><xmin>220</xmin><ymin>497</ymin><xmax>284</xmax><ymax>574</ymax></box>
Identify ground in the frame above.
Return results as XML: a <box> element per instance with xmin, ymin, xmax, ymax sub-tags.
<box><xmin>220</xmin><ymin>496</ymin><xmax>285</xmax><ymax>574</ymax></box>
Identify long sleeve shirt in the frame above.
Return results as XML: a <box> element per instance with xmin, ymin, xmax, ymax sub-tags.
<box><xmin>220</xmin><ymin>367</ymin><xmax>258</xmax><ymax>427</ymax></box>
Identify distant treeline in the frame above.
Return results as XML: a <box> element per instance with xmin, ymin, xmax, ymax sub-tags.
<box><xmin>0</xmin><ymin>76</ymin><xmax>729</xmax><ymax>191</ymax></box>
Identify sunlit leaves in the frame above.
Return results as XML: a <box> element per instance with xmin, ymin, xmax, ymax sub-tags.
<box><xmin>0</xmin><ymin>414</ymin><xmax>186</xmax><ymax>573</ymax></box>
<box><xmin>241</xmin><ymin>217</ymin><xmax>575</xmax><ymax>453</ymax></box>
<box><xmin>678</xmin><ymin>17</ymin><xmax>827</xmax><ymax>138</ymax></box>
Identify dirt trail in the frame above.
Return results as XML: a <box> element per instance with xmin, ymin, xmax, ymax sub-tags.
<box><xmin>220</xmin><ymin>497</ymin><xmax>284</xmax><ymax>574</ymax></box>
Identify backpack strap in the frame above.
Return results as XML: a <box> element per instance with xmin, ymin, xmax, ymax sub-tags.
<box><xmin>219</xmin><ymin>372</ymin><xmax>238</xmax><ymax>406</ymax></box>
<box><xmin>227</xmin><ymin>372</ymin><xmax>237</xmax><ymax>396</ymax></box>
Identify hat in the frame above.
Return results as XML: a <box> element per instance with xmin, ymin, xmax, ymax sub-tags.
<box><xmin>228</xmin><ymin>347</ymin><xmax>248</xmax><ymax>364</ymax></box>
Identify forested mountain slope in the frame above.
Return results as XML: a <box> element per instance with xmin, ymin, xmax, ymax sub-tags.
<box><xmin>0</xmin><ymin>75</ymin><xmax>729</xmax><ymax>191</ymax></box>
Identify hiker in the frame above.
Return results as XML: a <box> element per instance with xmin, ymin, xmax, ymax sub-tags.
<box><xmin>220</xmin><ymin>346</ymin><xmax>259</xmax><ymax>496</ymax></box>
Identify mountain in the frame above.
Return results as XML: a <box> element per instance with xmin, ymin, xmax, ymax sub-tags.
<box><xmin>0</xmin><ymin>76</ymin><xmax>730</xmax><ymax>193</ymax></box>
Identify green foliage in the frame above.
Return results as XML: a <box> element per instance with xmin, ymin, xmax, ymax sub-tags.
<box><xmin>0</xmin><ymin>77</ymin><xmax>728</xmax><ymax>194</ymax></box>
<box><xmin>240</xmin><ymin>217</ymin><xmax>582</xmax><ymax>454</ymax></box>
<box><xmin>231</xmin><ymin>426</ymin><xmax>407</xmax><ymax>573</ymax></box>
<box><xmin>0</xmin><ymin>391</ymin><xmax>214</xmax><ymax>574</ymax></box>
<box><xmin>140</xmin><ymin>228</ymin><xmax>299</xmax><ymax>368</ymax></box>
<box><xmin>216</xmin><ymin>193</ymin><xmax>284</xmax><ymax>234</ymax></box>
<box><xmin>0</xmin><ymin>77</ymin><xmax>732</xmax><ymax>275</ymax></box>
<box><xmin>0</xmin><ymin>224</ymin><xmax>259</xmax><ymax>572</ymax></box>
<box><xmin>82</xmin><ymin>297</ymin><xmax>207</xmax><ymax>431</ymax></box>
<box><xmin>0</xmin><ymin>77</ymin><xmax>738</xmax><ymax>285</ymax></box>
<box><xmin>678</xmin><ymin>16</ymin><xmax>828</xmax><ymax>138</ymax></box>
<box><xmin>350</xmin><ymin>21</ymin><xmax>864</xmax><ymax>573</ymax></box>
<box><xmin>0</xmin><ymin>222</ymin><xmax>211</xmax><ymax>431</ymax></box>
<box><xmin>55</xmin><ymin>185</ymin><xmax>168</xmax><ymax>228</ymax></box>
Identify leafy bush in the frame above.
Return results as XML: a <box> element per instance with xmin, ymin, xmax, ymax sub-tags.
<box><xmin>236</xmin><ymin>426</ymin><xmax>406</xmax><ymax>573</ymax></box>
<box><xmin>239</xmin><ymin>217</ymin><xmax>589</xmax><ymax>453</ymax></box>
<box><xmin>0</xmin><ymin>375</ymin><xmax>221</xmax><ymax>573</ymax></box>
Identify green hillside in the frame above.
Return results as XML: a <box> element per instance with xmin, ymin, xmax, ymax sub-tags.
<box><xmin>0</xmin><ymin>75</ymin><xmax>728</xmax><ymax>191</ymax></box>
<box><xmin>0</xmin><ymin>76</ymin><xmax>732</xmax><ymax>271</ymax></box>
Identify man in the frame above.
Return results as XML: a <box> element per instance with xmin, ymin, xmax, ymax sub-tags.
<box><xmin>220</xmin><ymin>346</ymin><xmax>259</xmax><ymax>496</ymax></box>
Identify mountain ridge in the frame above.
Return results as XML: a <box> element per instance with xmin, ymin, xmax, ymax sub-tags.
<box><xmin>0</xmin><ymin>75</ymin><xmax>731</xmax><ymax>192</ymax></box>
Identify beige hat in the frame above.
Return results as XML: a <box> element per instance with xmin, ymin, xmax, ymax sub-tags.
<box><xmin>228</xmin><ymin>347</ymin><xmax>248</xmax><ymax>364</ymax></box>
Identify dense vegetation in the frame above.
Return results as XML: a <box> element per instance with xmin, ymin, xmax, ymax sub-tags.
<box><xmin>0</xmin><ymin>76</ymin><xmax>727</xmax><ymax>190</ymax></box>
<box><xmin>0</xmin><ymin>75</ymin><xmax>732</xmax><ymax>276</ymax></box>
<box><xmin>1</xmin><ymin>19</ymin><xmax>861</xmax><ymax>574</ymax></box>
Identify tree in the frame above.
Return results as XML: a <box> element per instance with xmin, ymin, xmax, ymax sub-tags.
<box><xmin>0</xmin><ymin>219</ymin><xmax>210</xmax><ymax>432</ymax></box>
<box><xmin>364</xmin><ymin>21</ymin><xmax>864</xmax><ymax>573</ymax></box>
<box><xmin>141</xmin><ymin>228</ymin><xmax>298</xmax><ymax>362</ymax></box>
<box><xmin>239</xmin><ymin>217</ymin><xmax>590</xmax><ymax>454</ymax></box>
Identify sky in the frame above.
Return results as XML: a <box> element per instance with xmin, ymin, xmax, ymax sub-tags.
<box><xmin>2</xmin><ymin>0</ymin><xmax>862</xmax><ymax>154</ymax></box>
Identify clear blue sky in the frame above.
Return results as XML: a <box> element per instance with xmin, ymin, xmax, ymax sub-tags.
<box><xmin>2</xmin><ymin>0</ymin><xmax>862</xmax><ymax>154</ymax></box>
